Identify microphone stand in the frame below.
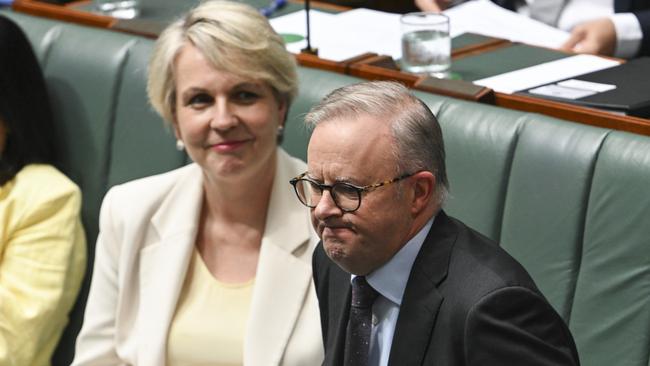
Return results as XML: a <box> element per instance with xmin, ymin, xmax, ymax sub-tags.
<box><xmin>301</xmin><ymin>0</ymin><xmax>318</xmax><ymax>55</ymax></box>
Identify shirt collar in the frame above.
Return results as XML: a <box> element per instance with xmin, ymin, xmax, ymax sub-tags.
<box><xmin>352</xmin><ymin>217</ymin><xmax>434</xmax><ymax>306</ymax></box>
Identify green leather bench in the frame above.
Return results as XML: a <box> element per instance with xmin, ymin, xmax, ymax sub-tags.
<box><xmin>4</xmin><ymin>10</ymin><xmax>650</xmax><ymax>366</ymax></box>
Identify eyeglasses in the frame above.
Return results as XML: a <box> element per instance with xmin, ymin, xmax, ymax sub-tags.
<box><xmin>289</xmin><ymin>172</ymin><xmax>415</xmax><ymax>213</ymax></box>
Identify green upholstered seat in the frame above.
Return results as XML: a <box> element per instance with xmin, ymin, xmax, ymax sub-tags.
<box><xmin>4</xmin><ymin>10</ymin><xmax>650</xmax><ymax>366</ymax></box>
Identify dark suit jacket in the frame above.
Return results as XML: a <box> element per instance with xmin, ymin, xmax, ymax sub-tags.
<box><xmin>494</xmin><ymin>0</ymin><xmax>650</xmax><ymax>56</ymax></box>
<box><xmin>313</xmin><ymin>211</ymin><xmax>580</xmax><ymax>366</ymax></box>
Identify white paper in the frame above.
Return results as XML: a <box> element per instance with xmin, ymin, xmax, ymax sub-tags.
<box><xmin>557</xmin><ymin>79</ymin><xmax>617</xmax><ymax>93</ymax></box>
<box><xmin>528</xmin><ymin>84</ymin><xmax>597</xmax><ymax>99</ymax></box>
<box><xmin>332</xmin><ymin>9</ymin><xmax>403</xmax><ymax>60</ymax></box>
<box><xmin>473</xmin><ymin>54</ymin><xmax>620</xmax><ymax>94</ymax></box>
<box><xmin>443</xmin><ymin>0</ymin><xmax>570</xmax><ymax>49</ymax></box>
<box><xmin>271</xmin><ymin>9</ymin><xmax>404</xmax><ymax>62</ymax></box>
<box><xmin>269</xmin><ymin>10</ymin><xmax>337</xmax><ymax>57</ymax></box>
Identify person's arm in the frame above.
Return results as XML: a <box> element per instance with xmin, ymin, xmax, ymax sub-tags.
<box><xmin>0</xmin><ymin>182</ymin><xmax>86</xmax><ymax>366</ymax></box>
<box><xmin>415</xmin><ymin>0</ymin><xmax>450</xmax><ymax>12</ymax></box>
<box><xmin>465</xmin><ymin>286</ymin><xmax>580</xmax><ymax>366</ymax></box>
<box><xmin>631</xmin><ymin>10</ymin><xmax>650</xmax><ymax>56</ymax></box>
<box><xmin>71</xmin><ymin>189</ymin><xmax>124</xmax><ymax>366</ymax></box>
<box><xmin>561</xmin><ymin>12</ymin><xmax>646</xmax><ymax>58</ymax></box>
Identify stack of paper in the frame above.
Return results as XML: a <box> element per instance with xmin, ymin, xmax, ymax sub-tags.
<box><xmin>443</xmin><ymin>0</ymin><xmax>570</xmax><ymax>49</ymax></box>
<box><xmin>269</xmin><ymin>0</ymin><xmax>572</xmax><ymax>62</ymax></box>
<box><xmin>473</xmin><ymin>55</ymin><xmax>620</xmax><ymax>94</ymax></box>
<box><xmin>269</xmin><ymin>9</ymin><xmax>402</xmax><ymax>62</ymax></box>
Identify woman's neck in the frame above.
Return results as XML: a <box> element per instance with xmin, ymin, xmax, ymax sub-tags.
<box><xmin>201</xmin><ymin>154</ymin><xmax>277</xmax><ymax>227</ymax></box>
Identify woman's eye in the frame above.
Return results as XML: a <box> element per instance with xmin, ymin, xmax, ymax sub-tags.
<box><xmin>186</xmin><ymin>93</ymin><xmax>213</xmax><ymax>108</ymax></box>
<box><xmin>233</xmin><ymin>91</ymin><xmax>260</xmax><ymax>104</ymax></box>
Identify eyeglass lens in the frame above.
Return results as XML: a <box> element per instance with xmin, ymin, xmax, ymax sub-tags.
<box><xmin>294</xmin><ymin>179</ymin><xmax>360</xmax><ymax>211</ymax></box>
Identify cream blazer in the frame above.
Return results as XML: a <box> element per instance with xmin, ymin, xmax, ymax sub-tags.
<box><xmin>73</xmin><ymin>149</ymin><xmax>323</xmax><ymax>366</ymax></box>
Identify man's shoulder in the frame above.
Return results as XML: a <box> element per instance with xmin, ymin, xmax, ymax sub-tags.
<box><xmin>433</xmin><ymin>213</ymin><xmax>541</xmax><ymax>302</ymax></box>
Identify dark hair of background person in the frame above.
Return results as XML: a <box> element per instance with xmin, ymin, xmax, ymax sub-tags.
<box><xmin>0</xmin><ymin>15</ymin><xmax>57</xmax><ymax>186</ymax></box>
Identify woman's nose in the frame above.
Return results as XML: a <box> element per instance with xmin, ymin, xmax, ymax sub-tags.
<box><xmin>209</xmin><ymin>100</ymin><xmax>238</xmax><ymax>131</ymax></box>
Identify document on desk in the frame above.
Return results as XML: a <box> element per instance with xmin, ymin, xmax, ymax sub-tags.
<box><xmin>443</xmin><ymin>0</ymin><xmax>570</xmax><ymax>49</ymax></box>
<box><xmin>269</xmin><ymin>9</ymin><xmax>402</xmax><ymax>61</ymax></box>
<box><xmin>473</xmin><ymin>54</ymin><xmax>620</xmax><ymax>94</ymax></box>
<box><xmin>269</xmin><ymin>11</ymin><xmax>339</xmax><ymax>57</ymax></box>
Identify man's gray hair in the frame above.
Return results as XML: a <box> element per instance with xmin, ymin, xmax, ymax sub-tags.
<box><xmin>305</xmin><ymin>81</ymin><xmax>449</xmax><ymax>205</ymax></box>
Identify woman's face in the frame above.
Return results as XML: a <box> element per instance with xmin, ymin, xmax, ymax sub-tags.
<box><xmin>173</xmin><ymin>44</ymin><xmax>286</xmax><ymax>183</ymax></box>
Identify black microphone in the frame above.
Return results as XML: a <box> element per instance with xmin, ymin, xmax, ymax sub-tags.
<box><xmin>301</xmin><ymin>0</ymin><xmax>318</xmax><ymax>55</ymax></box>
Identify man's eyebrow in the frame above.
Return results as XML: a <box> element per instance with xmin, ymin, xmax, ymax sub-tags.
<box><xmin>306</xmin><ymin>174</ymin><xmax>358</xmax><ymax>185</ymax></box>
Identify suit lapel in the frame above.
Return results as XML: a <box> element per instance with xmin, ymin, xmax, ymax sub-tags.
<box><xmin>138</xmin><ymin>164</ymin><xmax>204</xmax><ymax>366</ymax></box>
<box><xmin>245</xmin><ymin>150</ymin><xmax>315</xmax><ymax>366</ymax></box>
<box><xmin>314</xmin><ymin>243</ymin><xmax>351</xmax><ymax>366</ymax></box>
<box><xmin>388</xmin><ymin>211</ymin><xmax>457</xmax><ymax>366</ymax></box>
<box><xmin>329</xmin><ymin>268</ymin><xmax>351</xmax><ymax>366</ymax></box>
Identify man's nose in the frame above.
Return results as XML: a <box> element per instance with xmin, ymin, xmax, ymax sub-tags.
<box><xmin>313</xmin><ymin>189</ymin><xmax>342</xmax><ymax>220</ymax></box>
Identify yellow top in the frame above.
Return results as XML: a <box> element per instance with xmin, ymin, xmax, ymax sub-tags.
<box><xmin>167</xmin><ymin>249</ymin><xmax>254</xmax><ymax>366</ymax></box>
<box><xmin>0</xmin><ymin>164</ymin><xmax>86</xmax><ymax>366</ymax></box>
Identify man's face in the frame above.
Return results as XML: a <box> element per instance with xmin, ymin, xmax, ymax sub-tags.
<box><xmin>307</xmin><ymin>115</ymin><xmax>416</xmax><ymax>275</ymax></box>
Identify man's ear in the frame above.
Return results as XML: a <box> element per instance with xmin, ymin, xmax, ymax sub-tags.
<box><xmin>410</xmin><ymin>171</ymin><xmax>436</xmax><ymax>215</ymax></box>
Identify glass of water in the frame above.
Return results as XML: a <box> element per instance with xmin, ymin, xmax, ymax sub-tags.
<box><xmin>400</xmin><ymin>12</ymin><xmax>451</xmax><ymax>78</ymax></box>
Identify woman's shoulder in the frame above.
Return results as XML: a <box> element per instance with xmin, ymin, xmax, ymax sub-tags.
<box><xmin>102</xmin><ymin>163</ymin><xmax>200</xmax><ymax>213</ymax></box>
<box><xmin>278</xmin><ymin>148</ymin><xmax>307</xmax><ymax>177</ymax></box>
<box><xmin>0</xmin><ymin>165</ymin><xmax>82</xmax><ymax>224</ymax></box>
<box><xmin>11</xmin><ymin>164</ymin><xmax>80</xmax><ymax>201</ymax></box>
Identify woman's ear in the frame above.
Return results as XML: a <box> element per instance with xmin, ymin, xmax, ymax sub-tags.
<box><xmin>278</xmin><ymin>96</ymin><xmax>288</xmax><ymax>124</ymax></box>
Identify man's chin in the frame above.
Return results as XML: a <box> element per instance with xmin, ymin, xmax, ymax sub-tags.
<box><xmin>323</xmin><ymin>241</ymin><xmax>369</xmax><ymax>275</ymax></box>
<box><xmin>323</xmin><ymin>240</ymin><xmax>347</xmax><ymax>262</ymax></box>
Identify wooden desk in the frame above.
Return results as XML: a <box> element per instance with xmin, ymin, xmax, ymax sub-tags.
<box><xmin>12</xmin><ymin>0</ymin><xmax>650</xmax><ymax>136</ymax></box>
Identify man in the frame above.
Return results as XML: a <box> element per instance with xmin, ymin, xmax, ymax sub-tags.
<box><xmin>290</xmin><ymin>81</ymin><xmax>580</xmax><ymax>366</ymax></box>
<box><xmin>416</xmin><ymin>0</ymin><xmax>650</xmax><ymax>58</ymax></box>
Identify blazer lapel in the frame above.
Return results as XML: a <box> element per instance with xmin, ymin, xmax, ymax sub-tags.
<box><xmin>388</xmin><ymin>211</ymin><xmax>457</xmax><ymax>366</ymax></box>
<box><xmin>327</xmin><ymin>267</ymin><xmax>352</xmax><ymax>366</ymax></box>
<box><xmin>245</xmin><ymin>151</ymin><xmax>315</xmax><ymax>366</ymax></box>
<box><xmin>137</xmin><ymin>164</ymin><xmax>204</xmax><ymax>366</ymax></box>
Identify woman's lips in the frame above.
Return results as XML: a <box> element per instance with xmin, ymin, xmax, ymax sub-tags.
<box><xmin>210</xmin><ymin>139</ymin><xmax>250</xmax><ymax>152</ymax></box>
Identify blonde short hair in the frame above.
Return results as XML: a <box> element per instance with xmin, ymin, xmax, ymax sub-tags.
<box><xmin>147</xmin><ymin>0</ymin><xmax>298</xmax><ymax>124</ymax></box>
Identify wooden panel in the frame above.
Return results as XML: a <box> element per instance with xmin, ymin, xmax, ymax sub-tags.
<box><xmin>12</xmin><ymin>0</ymin><xmax>115</xmax><ymax>28</ymax></box>
<box><xmin>11</xmin><ymin>0</ymin><xmax>650</xmax><ymax>136</ymax></box>
<box><xmin>496</xmin><ymin>93</ymin><xmax>650</xmax><ymax>136</ymax></box>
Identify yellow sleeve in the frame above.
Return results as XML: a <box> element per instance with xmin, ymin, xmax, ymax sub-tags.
<box><xmin>0</xmin><ymin>171</ymin><xmax>87</xmax><ymax>366</ymax></box>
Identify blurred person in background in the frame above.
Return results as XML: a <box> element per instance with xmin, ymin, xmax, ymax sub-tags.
<box><xmin>0</xmin><ymin>14</ymin><xmax>86</xmax><ymax>366</ymax></box>
<box><xmin>416</xmin><ymin>0</ymin><xmax>650</xmax><ymax>58</ymax></box>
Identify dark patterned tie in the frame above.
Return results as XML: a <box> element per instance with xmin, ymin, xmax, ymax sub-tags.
<box><xmin>344</xmin><ymin>276</ymin><xmax>379</xmax><ymax>366</ymax></box>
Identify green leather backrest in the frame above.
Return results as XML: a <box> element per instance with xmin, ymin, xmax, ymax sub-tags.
<box><xmin>107</xmin><ymin>39</ymin><xmax>188</xmax><ymax>188</ymax></box>
<box><xmin>416</xmin><ymin>92</ymin><xmax>650</xmax><ymax>366</ymax></box>
<box><xmin>571</xmin><ymin>132</ymin><xmax>650</xmax><ymax>366</ymax></box>
<box><xmin>500</xmin><ymin>117</ymin><xmax>609</xmax><ymax>320</ymax></box>
<box><xmin>284</xmin><ymin>67</ymin><xmax>365</xmax><ymax>162</ymax></box>
<box><xmin>4</xmin><ymin>10</ymin><xmax>650</xmax><ymax>366</ymax></box>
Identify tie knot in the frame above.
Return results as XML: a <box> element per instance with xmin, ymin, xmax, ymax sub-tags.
<box><xmin>351</xmin><ymin>276</ymin><xmax>378</xmax><ymax>309</ymax></box>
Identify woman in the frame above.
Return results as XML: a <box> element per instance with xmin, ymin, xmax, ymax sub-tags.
<box><xmin>72</xmin><ymin>1</ymin><xmax>323</xmax><ymax>365</ymax></box>
<box><xmin>0</xmin><ymin>15</ymin><xmax>86</xmax><ymax>366</ymax></box>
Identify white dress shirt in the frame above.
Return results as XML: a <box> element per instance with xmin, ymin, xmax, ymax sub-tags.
<box><xmin>518</xmin><ymin>0</ymin><xmax>642</xmax><ymax>57</ymax></box>
<box><xmin>350</xmin><ymin>218</ymin><xmax>434</xmax><ymax>366</ymax></box>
